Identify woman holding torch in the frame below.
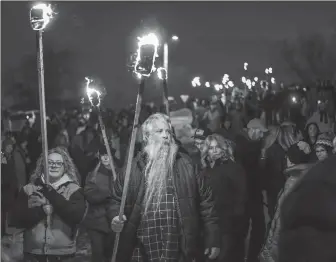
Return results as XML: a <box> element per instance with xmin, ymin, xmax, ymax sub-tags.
<box><xmin>10</xmin><ymin>147</ymin><xmax>87</xmax><ymax>262</ymax></box>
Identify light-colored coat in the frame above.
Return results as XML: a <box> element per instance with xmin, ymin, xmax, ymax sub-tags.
<box><xmin>23</xmin><ymin>180</ymin><xmax>80</xmax><ymax>255</ymax></box>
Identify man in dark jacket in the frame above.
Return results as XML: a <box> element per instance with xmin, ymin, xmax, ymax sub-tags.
<box><xmin>108</xmin><ymin>113</ymin><xmax>221</xmax><ymax>262</ymax></box>
<box><xmin>278</xmin><ymin>154</ymin><xmax>336</xmax><ymax>262</ymax></box>
<box><xmin>235</xmin><ymin>118</ymin><xmax>268</xmax><ymax>262</ymax></box>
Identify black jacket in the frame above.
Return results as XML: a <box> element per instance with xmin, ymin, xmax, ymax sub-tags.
<box><xmin>83</xmin><ymin>164</ymin><xmax>116</xmax><ymax>233</ymax></box>
<box><xmin>201</xmin><ymin>159</ymin><xmax>247</xmax><ymax>234</ymax></box>
<box><xmin>106</xmin><ymin>150</ymin><xmax>220</xmax><ymax>262</ymax></box>
<box><xmin>278</xmin><ymin>155</ymin><xmax>336</xmax><ymax>262</ymax></box>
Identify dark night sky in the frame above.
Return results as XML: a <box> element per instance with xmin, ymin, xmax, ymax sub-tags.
<box><xmin>2</xmin><ymin>1</ymin><xmax>336</xmax><ymax>107</ymax></box>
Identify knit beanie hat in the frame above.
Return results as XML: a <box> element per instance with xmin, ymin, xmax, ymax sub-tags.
<box><xmin>315</xmin><ymin>133</ymin><xmax>333</xmax><ymax>150</ymax></box>
<box><xmin>287</xmin><ymin>142</ymin><xmax>310</xmax><ymax>165</ymax></box>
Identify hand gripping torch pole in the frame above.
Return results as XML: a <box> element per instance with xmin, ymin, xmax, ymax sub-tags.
<box><xmin>30</xmin><ymin>3</ymin><xmax>54</xmax><ymax>258</ymax></box>
<box><xmin>111</xmin><ymin>32</ymin><xmax>159</xmax><ymax>262</ymax></box>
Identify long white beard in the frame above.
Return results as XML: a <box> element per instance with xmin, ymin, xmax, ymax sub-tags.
<box><xmin>143</xmin><ymin>141</ymin><xmax>178</xmax><ymax>214</ymax></box>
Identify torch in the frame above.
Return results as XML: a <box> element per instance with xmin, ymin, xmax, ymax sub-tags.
<box><xmin>157</xmin><ymin>67</ymin><xmax>169</xmax><ymax>115</ymax></box>
<box><xmin>111</xmin><ymin>32</ymin><xmax>159</xmax><ymax>262</ymax></box>
<box><xmin>29</xmin><ymin>2</ymin><xmax>54</xmax><ymax>257</ymax></box>
<box><xmin>85</xmin><ymin>77</ymin><xmax>117</xmax><ymax>181</ymax></box>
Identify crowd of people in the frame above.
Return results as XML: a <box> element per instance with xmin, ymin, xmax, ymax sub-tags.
<box><xmin>2</xmin><ymin>88</ymin><xmax>336</xmax><ymax>262</ymax></box>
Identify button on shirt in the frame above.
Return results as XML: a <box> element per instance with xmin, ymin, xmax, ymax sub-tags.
<box><xmin>132</xmin><ymin>177</ymin><xmax>180</xmax><ymax>262</ymax></box>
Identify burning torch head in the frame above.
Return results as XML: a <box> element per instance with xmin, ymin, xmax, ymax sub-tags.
<box><xmin>85</xmin><ymin>77</ymin><xmax>104</xmax><ymax>108</ymax></box>
<box><xmin>30</xmin><ymin>3</ymin><xmax>53</xmax><ymax>31</ymax></box>
<box><xmin>134</xmin><ymin>33</ymin><xmax>159</xmax><ymax>77</ymax></box>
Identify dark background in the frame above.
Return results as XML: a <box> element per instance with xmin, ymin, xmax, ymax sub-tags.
<box><xmin>2</xmin><ymin>1</ymin><xmax>336</xmax><ymax>109</ymax></box>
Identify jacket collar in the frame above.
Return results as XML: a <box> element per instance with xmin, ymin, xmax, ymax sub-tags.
<box><xmin>51</xmin><ymin>174</ymin><xmax>73</xmax><ymax>190</ymax></box>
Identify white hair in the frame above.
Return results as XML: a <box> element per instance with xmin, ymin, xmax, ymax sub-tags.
<box><xmin>141</xmin><ymin>113</ymin><xmax>178</xmax><ymax>213</ymax></box>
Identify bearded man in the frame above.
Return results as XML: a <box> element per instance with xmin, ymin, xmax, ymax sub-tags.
<box><xmin>108</xmin><ymin>113</ymin><xmax>220</xmax><ymax>262</ymax></box>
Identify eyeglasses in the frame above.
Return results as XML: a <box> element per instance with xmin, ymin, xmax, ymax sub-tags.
<box><xmin>48</xmin><ymin>161</ymin><xmax>64</xmax><ymax>168</ymax></box>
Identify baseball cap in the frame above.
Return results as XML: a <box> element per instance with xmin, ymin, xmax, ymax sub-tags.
<box><xmin>193</xmin><ymin>128</ymin><xmax>212</xmax><ymax>140</ymax></box>
<box><xmin>247</xmin><ymin>118</ymin><xmax>268</xmax><ymax>132</ymax></box>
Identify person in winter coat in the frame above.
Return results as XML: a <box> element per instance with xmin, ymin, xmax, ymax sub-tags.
<box><xmin>202</xmin><ymin>101</ymin><xmax>223</xmax><ymax>132</ymax></box>
<box><xmin>109</xmin><ymin>113</ymin><xmax>221</xmax><ymax>262</ymax></box>
<box><xmin>192</xmin><ymin>128</ymin><xmax>213</xmax><ymax>169</ymax></box>
<box><xmin>303</xmin><ymin>122</ymin><xmax>320</xmax><ymax>149</ymax></box>
<box><xmin>314</xmin><ymin>133</ymin><xmax>334</xmax><ymax>161</ymax></box>
<box><xmin>235</xmin><ymin>118</ymin><xmax>268</xmax><ymax>262</ymax></box>
<box><xmin>278</xmin><ymin>153</ymin><xmax>336</xmax><ymax>262</ymax></box>
<box><xmin>83</xmin><ymin>144</ymin><xmax>117</xmax><ymax>262</ymax></box>
<box><xmin>201</xmin><ymin>134</ymin><xmax>247</xmax><ymax>262</ymax></box>
<box><xmin>261</xmin><ymin>125</ymin><xmax>299</xmax><ymax>220</ymax></box>
<box><xmin>11</xmin><ymin>147</ymin><xmax>87</xmax><ymax>262</ymax></box>
<box><xmin>259</xmin><ymin>142</ymin><xmax>313</xmax><ymax>262</ymax></box>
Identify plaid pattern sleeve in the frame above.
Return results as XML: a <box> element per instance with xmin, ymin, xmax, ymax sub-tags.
<box><xmin>132</xmin><ymin>177</ymin><xmax>180</xmax><ymax>262</ymax></box>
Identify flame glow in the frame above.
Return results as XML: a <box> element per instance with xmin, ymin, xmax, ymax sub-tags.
<box><xmin>244</xmin><ymin>62</ymin><xmax>248</xmax><ymax>71</ymax></box>
<box><xmin>157</xmin><ymin>67</ymin><xmax>167</xmax><ymax>80</ymax></box>
<box><xmin>134</xmin><ymin>33</ymin><xmax>159</xmax><ymax>77</ymax></box>
<box><xmin>214</xmin><ymin>84</ymin><xmax>223</xmax><ymax>91</ymax></box>
<box><xmin>172</xmin><ymin>35</ymin><xmax>179</xmax><ymax>41</ymax></box>
<box><xmin>222</xmin><ymin>74</ymin><xmax>230</xmax><ymax>85</ymax></box>
<box><xmin>246</xmin><ymin>79</ymin><xmax>252</xmax><ymax>89</ymax></box>
<box><xmin>205</xmin><ymin>82</ymin><xmax>210</xmax><ymax>88</ymax></box>
<box><xmin>192</xmin><ymin>77</ymin><xmax>201</xmax><ymax>87</ymax></box>
<box><xmin>135</xmin><ymin>72</ymin><xmax>142</xmax><ymax>79</ymax></box>
<box><xmin>30</xmin><ymin>3</ymin><xmax>54</xmax><ymax>30</ymax></box>
<box><xmin>221</xmin><ymin>93</ymin><xmax>226</xmax><ymax>105</ymax></box>
<box><xmin>85</xmin><ymin>77</ymin><xmax>102</xmax><ymax>107</ymax></box>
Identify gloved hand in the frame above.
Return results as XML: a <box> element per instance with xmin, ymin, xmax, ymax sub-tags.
<box><xmin>34</xmin><ymin>176</ymin><xmax>53</xmax><ymax>193</ymax></box>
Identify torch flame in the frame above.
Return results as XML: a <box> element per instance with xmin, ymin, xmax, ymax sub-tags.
<box><xmin>85</xmin><ymin>77</ymin><xmax>102</xmax><ymax>107</ymax></box>
<box><xmin>134</xmin><ymin>33</ymin><xmax>159</xmax><ymax>77</ymax></box>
